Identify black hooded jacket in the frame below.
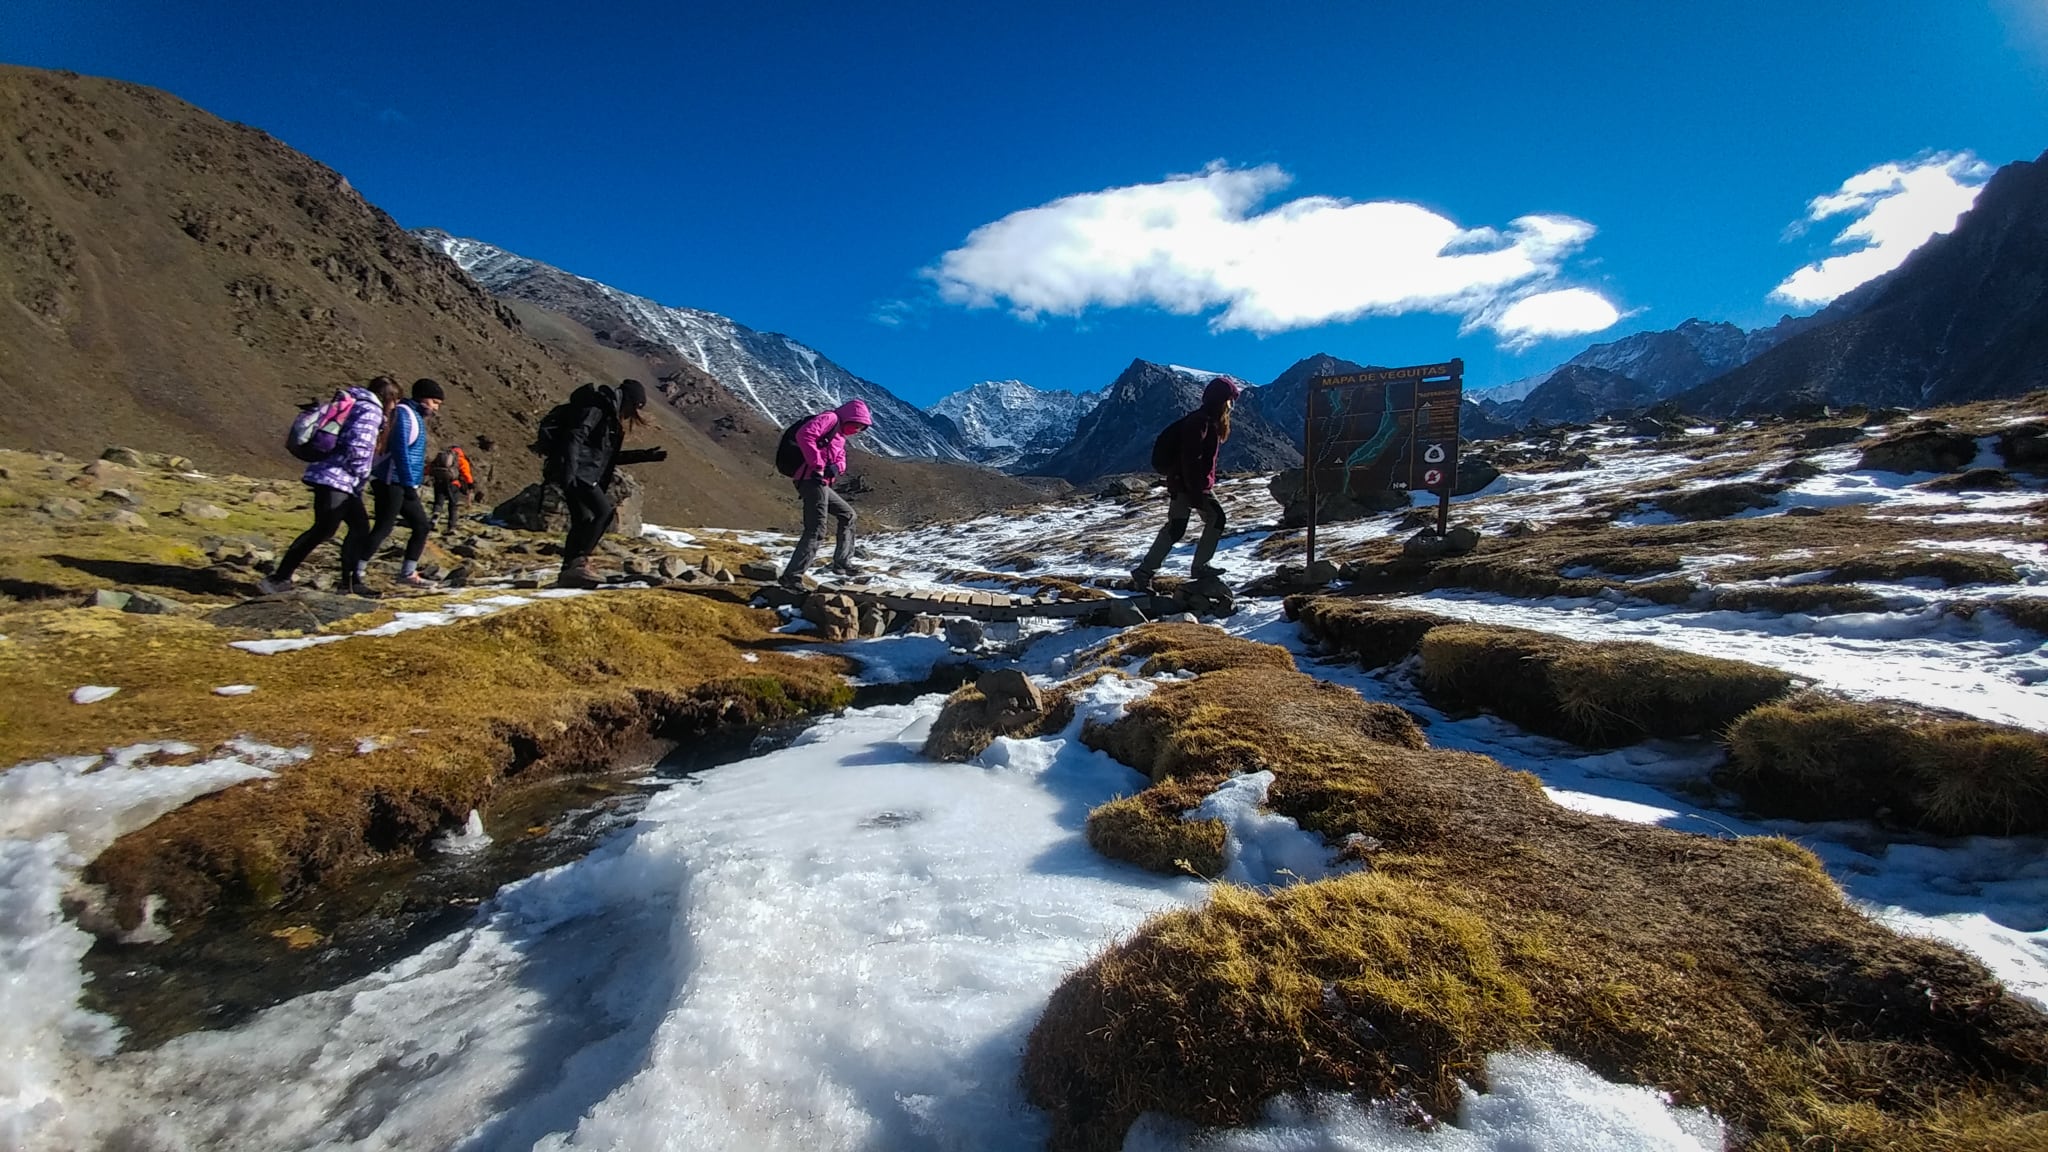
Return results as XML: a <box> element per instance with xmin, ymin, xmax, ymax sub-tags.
<box><xmin>554</xmin><ymin>383</ymin><xmax>662</xmax><ymax>490</ymax></box>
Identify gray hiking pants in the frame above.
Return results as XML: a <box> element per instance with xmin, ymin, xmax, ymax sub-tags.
<box><xmin>1137</xmin><ymin>490</ymin><xmax>1226</xmax><ymax>574</ymax></box>
<box><xmin>783</xmin><ymin>480</ymin><xmax>856</xmax><ymax>578</ymax></box>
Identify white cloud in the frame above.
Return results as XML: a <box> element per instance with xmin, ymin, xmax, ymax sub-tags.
<box><xmin>1771</xmin><ymin>152</ymin><xmax>1992</xmax><ymax>307</ymax></box>
<box><xmin>928</xmin><ymin>164</ymin><xmax>1619</xmax><ymax>345</ymax></box>
<box><xmin>1487</xmin><ymin>288</ymin><xmax>1625</xmax><ymax>351</ymax></box>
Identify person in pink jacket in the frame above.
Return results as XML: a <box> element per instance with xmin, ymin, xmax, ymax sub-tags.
<box><xmin>778</xmin><ymin>398</ymin><xmax>872</xmax><ymax>587</ymax></box>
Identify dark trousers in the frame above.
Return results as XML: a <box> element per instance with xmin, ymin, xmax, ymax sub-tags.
<box><xmin>430</xmin><ymin>480</ymin><xmax>460</xmax><ymax>534</ymax></box>
<box><xmin>1138</xmin><ymin>490</ymin><xmax>1226</xmax><ymax>574</ymax></box>
<box><xmin>782</xmin><ymin>480</ymin><xmax>856</xmax><ymax>579</ymax></box>
<box><xmin>275</xmin><ymin>484</ymin><xmax>371</xmax><ymax>582</ymax></box>
<box><xmin>361</xmin><ymin>480</ymin><xmax>431</xmax><ymax>570</ymax></box>
<box><xmin>563</xmin><ymin>481</ymin><xmax>616</xmax><ymax>561</ymax></box>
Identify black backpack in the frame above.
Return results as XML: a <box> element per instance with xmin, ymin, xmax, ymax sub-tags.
<box><xmin>775</xmin><ymin>419</ymin><xmax>806</xmax><ymax>477</ymax></box>
<box><xmin>1150</xmin><ymin>418</ymin><xmax>1181</xmax><ymax>474</ymax></box>
<box><xmin>531</xmin><ymin>401</ymin><xmax>578</xmax><ymax>460</ymax></box>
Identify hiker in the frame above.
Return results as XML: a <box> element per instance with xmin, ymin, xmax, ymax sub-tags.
<box><xmin>777</xmin><ymin>399</ymin><xmax>872</xmax><ymax>588</ymax></box>
<box><xmin>428</xmin><ymin>442</ymin><xmax>474</xmax><ymax>535</ymax></box>
<box><xmin>1131</xmin><ymin>375</ymin><xmax>1242</xmax><ymax>592</ymax></box>
<box><xmin>261</xmin><ymin>376</ymin><xmax>397</xmax><ymax>596</ymax></box>
<box><xmin>358</xmin><ymin>378</ymin><xmax>445</xmax><ymax>589</ymax></box>
<box><xmin>542</xmin><ymin>379</ymin><xmax>668</xmax><ymax>588</ymax></box>
<box><xmin>471</xmin><ymin>435</ymin><xmax>496</xmax><ymax>501</ymax></box>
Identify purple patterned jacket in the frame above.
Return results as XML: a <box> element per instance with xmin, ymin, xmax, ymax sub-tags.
<box><xmin>301</xmin><ymin>386</ymin><xmax>386</xmax><ymax>495</ymax></box>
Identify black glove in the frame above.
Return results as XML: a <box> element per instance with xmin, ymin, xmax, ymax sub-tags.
<box><xmin>823</xmin><ymin>463</ymin><xmax>840</xmax><ymax>480</ymax></box>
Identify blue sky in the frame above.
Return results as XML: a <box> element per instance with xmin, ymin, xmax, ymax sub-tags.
<box><xmin>8</xmin><ymin>1</ymin><xmax>2046</xmax><ymax>403</ymax></box>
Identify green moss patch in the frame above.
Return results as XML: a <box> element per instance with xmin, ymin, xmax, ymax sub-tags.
<box><xmin>1722</xmin><ymin>693</ymin><xmax>2048</xmax><ymax>835</ymax></box>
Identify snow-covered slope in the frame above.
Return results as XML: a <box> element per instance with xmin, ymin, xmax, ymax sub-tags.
<box><xmin>927</xmin><ymin>380</ymin><xmax>1100</xmax><ymax>468</ymax></box>
<box><xmin>421</xmin><ymin>231</ymin><xmax>970</xmax><ymax>461</ymax></box>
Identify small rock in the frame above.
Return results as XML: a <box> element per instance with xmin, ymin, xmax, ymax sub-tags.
<box><xmin>179</xmin><ymin>500</ymin><xmax>230</xmax><ymax>521</ymax></box>
<box><xmin>739</xmin><ymin>560</ymin><xmax>781</xmax><ymax>582</ymax></box>
<box><xmin>39</xmin><ymin>496</ymin><xmax>87</xmax><ymax>519</ymax></box>
<box><xmin>1305</xmin><ymin>558</ymin><xmax>1341</xmax><ymax>584</ymax></box>
<box><xmin>671</xmin><ymin>567</ymin><xmax>710</xmax><ymax>584</ymax></box>
<box><xmin>1095</xmin><ymin>599</ymin><xmax>1149</xmax><ymax>628</ymax></box>
<box><xmin>1783</xmin><ymin>505</ymin><xmax>1825</xmax><ymax>517</ymax></box>
<box><xmin>99</xmin><ymin>447</ymin><xmax>147</xmax><ymax>468</ymax></box>
<box><xmin>124</xmin><ymin>591</ymin><xmax>186</xmax><ymax>615</ymax></box>
<box><xmin>1401</xmin><ymin>532</ymin><xmax>1449</xmax><ymax>559</ymax></box>
<box><xmin>657</xmin><ymin>555</ymin><xmax>691</xmax><ymax>579</ymax></box>
<box><xmin>713</xmin><ymin>568</ymin><xmax>735</xmax><ymax>584</ymax></box>
<box><xmin>858</xmin><ymin>603</ymin><xmax>890</xmax><ymax>639</ymax></box>
<box><xmin>1443</xmin><ymin>526</ymin><xmax>1481</xmax><ymax>556</ymax></box>
<box><xmin>96</xmin><ymin>487</ymin><xmax>140</xmax><ymax>506</ymax></box>
<box><xmin>1500</xmin><ymin>520</ymin><xmax>1537</xmax><ymax>538</ymax></box>
<box><xmin>701</xmin><ymin>556</ymin><xmax>730</xmax><ymax>579</ymax></box>
<box><xmin>801</xmin><ymin>592</ymin><xmax>863</xmax><ymax>642</ymax></box>
<box><xmin>72</xmin><ymin>685</ymin><xmax>120</xmax><ymax>704</ymax></box>
<box><xmin>909</xmin><ymin>615</ymin><xmax>944</xmax><ymax>636</ymax></box>
<box><xmin>1164</xmin><ymin>612</ymin><xmax>1201</xmax><ymax>624</ymax></box>
<box><xmin>944</xmin><ymin>618</ymin><xmax>988</xmax><ymax>650</ymax></box>
<box><xmin>976</xmin><ymin>668</ymin><xmax>1044</xmax><ymax>723</ymax></box>
<box><xmin>84</xmin><ymin>589</ymin><xmax>134</xmax><ymax>611</ymax></box>
<box><xmin>623</xmin><ymin>557</ymin><xmax>653</xmax><ymax>577</ymax></box>
<box><xmin>102</xmin><ymin>509</ymin><xmax>147</xmax><ymax>530</ymax></box>
<box><xmin>0</xmin><ymin>465</ymin><xmax>11</xmax><ymax>481</ymax></box>
<box><xmin>251</xmin><ymin>490</ymin><xmax>289</xmax><ymax>509</ymax></box>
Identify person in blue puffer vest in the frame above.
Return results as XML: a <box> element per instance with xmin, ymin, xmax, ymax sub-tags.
<box><xmin>357</xmin><ymin>378</ymin><xmax>445</xmax><ymax>590</ymax></box>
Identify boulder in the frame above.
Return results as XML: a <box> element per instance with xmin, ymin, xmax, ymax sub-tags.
<box><xmin>800</xmin><ymin>592</ymin><xmax>862</xmax><ymax>642</ymax></box>
<box><xmin>701</xmin><ymin>556</ymin><xmax>730</xmax><ymax>579</ymax></box>
<box><xmin>1091</xmin><ymin>599</ymin><xmax>1149</xmax><ymax>628</ymax></box>
<box><xmin>1451</xmin><ymin>454</ymin><xmax>1502</xmax><ymax>496</ymax></box>
<box><xmin>490</xmin><ymin>470</ymin><xmax>645</xmax><ymax>538</ymax></box>
<box><xmin>1795</xmin><ymin>425</ymin><xmax>1865</xmax><ymax>450</ymax></box>
<box><xmin>738</xmin><ymin>560</ymin><xmax>782</xmax><ymax>582</ymax></box>
<box><xmin>96</xmin><ymin>487</ymin><xmax>139</xmax><ymax>506</ymax></box>
<box><xmin>1996</xmin><ymin>422</ymin><xmax>2048</xmax><ymax>474</ymax></box>
<box><xmin>908</xmin><ymin>615</ymin><xmax>944</xmax><ymax>636</ymax></box>
<box><xmin>1179</xmin><ymin>576</ymin><xmax>1237</xmax><ymax>619</ymax></box>
<box><xmin>1402</xmin><ymin>532</ymin><xmax>1449</xmax><ymax>559</ymax></box>
<box><xmin>657</xmin><ymin>555</ymin><xmax>692</xmax><ymax>580</ymax></box>
<box><xmin>858</xmin><ymin>603</ymin><xmax>891</xmax><ymax>639</ymax></box>
<box><xmin>145</xmin><ymin>453</ymin><xmax>194</xmax><ymax>471</ymax></box>
<box><xmin>100</xmin><ymin>446</ymin><xmax>146</xmax><ymax>468</ymax></box>
<box><xmin>39</xmin><ymin>496</ymin><xmax>86</xmax><ymax>519</ymax></box>
<box><xmin>179</xmin><ymin>500</ymin><xmax>230</xmax><ymax>521</ymax></box>
<box><xmin>83</xmin><ymin>459</ymin><xmax>139</xmax><ymax>484</ymax></box>
<box><xmin>1783</xmin><ymin>505</ymin><xmax>1825</xmax><ymax>517</ymax></box>
<box><xmin>208</xmin><ymin>592</ymin><xmax>377</xmax><ymax>631</ymax></box>
<box><xmin>976</xmin><ymin>668</ymin><xmax>1045</xmax><ymax>727</ymax></box>
<box><xmin>1102</xmin><ymin>477</ymin><xmax>1153</xmax><ymax>497</ymax></box>
<box><xmin>1268</xmin><ymin>468</ymin><xmax>1406</xmax><ymax>529</ymax></box>
<box><xmin>1919</xmin><ymin>468</ymin><xmax>2017</xmax><ymax>493</ymax></box>
<box><xmin>1443</xmin><ymin>526</ymin><xmax>1480</xmax><ymax>556</ymax></box>
<box><xmin>1305</xmin><ymin>558</ymin><xmax>1341</xmax><ymax>584</ymax></box>
<box><xmin>85</xmin><ymin>589</ymin><xmax>133</xmax><ymax>611</ymax></box>
<box><xmin>1858</xmin><ymin>430</ymin><xmax>1979</xmax><ymax>475</ymax></box>
<box><xmin>944</xmin><ymin>617</ymin><xmax>988</xmax><ymax>650</ymax></box>
<box><xmin>102</xmin><ymin>509</ymin><xmax>147</xmax><ymax>530</ymax></box>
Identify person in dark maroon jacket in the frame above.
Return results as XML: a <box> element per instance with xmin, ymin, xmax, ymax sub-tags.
<box><xmin>1131</xmin><ymin>375</ymin><xmax>1242</xmax><ymax>591</ymax></box>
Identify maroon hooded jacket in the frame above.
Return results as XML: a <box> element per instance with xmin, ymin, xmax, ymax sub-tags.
<box><xmin>1159</xmin><ymin>376</ymin><xmax>1243</xmax><ymax>494</ymax></box>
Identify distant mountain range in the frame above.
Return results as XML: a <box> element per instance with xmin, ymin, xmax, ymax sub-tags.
<box><xmin>927</xmin><ymin>380</ymin><xmax>1100</xmax><ymax>469</ymax></box>
<box><xmin>419</xmin><ymin>231</ymin><xmax>972</xmax><ymax>462</ymax></box>
<box><xmin>1032</xmin><ymin>359</ymin><xmax>1303</xmax><ymax>482</ymax></box>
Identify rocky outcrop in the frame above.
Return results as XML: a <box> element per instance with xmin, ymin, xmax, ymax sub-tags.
<box><xmin>490</xmin><ymin>470</ymin><xmax>645</xmax><ymax>538</ymax></box>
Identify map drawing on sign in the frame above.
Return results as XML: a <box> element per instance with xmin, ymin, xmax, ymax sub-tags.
<box><xmin>1306</xmin><ymin>360</ymin><xmax>1464</xmax><ymax>500</ymax></box>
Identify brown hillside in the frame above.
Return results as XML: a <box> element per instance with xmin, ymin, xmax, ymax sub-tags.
<box><xmin>0</xmin><ymin>64</ymin><xmax>793</xmax><ymax>528</ymax></box>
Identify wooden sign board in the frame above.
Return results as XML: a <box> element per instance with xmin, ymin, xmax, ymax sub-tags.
<box><xmin>1304</xmin><ymin>359</ymin><xmax>1463</xmax><ymax>563</ymax></box>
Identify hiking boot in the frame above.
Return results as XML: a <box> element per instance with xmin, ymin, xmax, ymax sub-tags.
<box><xmin>828</xmin><ymin>561</ymin><xmax>863</xmax><ymax>579</ymax></box>
<box><xmin>1128</xmin><ymin>567</ymin><xmax>1155</xmax><ymax>593</ymax></box>
<box><xmin>256</xmin><ymin>575</ymin><xmax>295</xmax><ymax>596</ymax></box>
<box><xmin>1191</xmin><ymin>564</ymin><xmax>1227</xmax><ymax>581</ymax></box>
<box><xmin>555</xmin><ymin>557</ymin><xmax>604</xmax><ymax>590</ymax></box>
<box><xmin>395</xmin><ymin>571</ymin><xmax>438</xmax><ymax>591</ymax></box>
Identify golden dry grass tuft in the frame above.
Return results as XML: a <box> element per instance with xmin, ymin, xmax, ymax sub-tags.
<box><xmin>1722</xmin><ymin>693</ymin><xmax>2048</xmax><ymax>835</ymax></box>
<box><xmin>1418</xmin><ymin>623</ymin><xmax>1795</xmax><ymax>746</ymax></box>
<box><xmin>1087</xmin><ymin>621</ymin><xmax>1298</xmax><ymax>676</ymax></box>
<box><xmin>1289</xmin><ymin>595</ymin><xmax>1457</xmax><ymax>669</ymax></box>
<box><xmin>1084</xmin><ymin>779</ymin><xmax>1228</xmax><ymax>877</ymax></box>
<box><xmin>1029</xmin><ymin>654</ymin><xmax>2048</xmax><ymax>1152</ymax></box>
<box><xmin>0</xmin><ymin>589</ymin><xmax>852</xmax><ymax>924</ymax></box>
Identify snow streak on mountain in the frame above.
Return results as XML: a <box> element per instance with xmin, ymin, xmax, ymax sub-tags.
<box><xmin>927</xmin><ymin>380</ymin><xmax>1100</xmax><ymax>468</ymax></box>
<box><xmin>421</xmin><ymin>231</ymin><xmax>970</xmax><ymax>461</ymax></box>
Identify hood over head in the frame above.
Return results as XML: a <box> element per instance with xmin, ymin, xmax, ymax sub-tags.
<box><xmin>833</xmin><ymin>398</ymin><xmax>873</xmax><ymax>430</ymax></box>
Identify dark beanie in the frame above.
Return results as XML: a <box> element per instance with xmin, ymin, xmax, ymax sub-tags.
<box><xmin>412</xmin><ymin>377</ymin><xmax>445</xmax><ymax>402</ymax></box>
<box><xmin>618</xmin><ymin>378</ymin><xmax>647</xmax><ymax>410</ymax></box>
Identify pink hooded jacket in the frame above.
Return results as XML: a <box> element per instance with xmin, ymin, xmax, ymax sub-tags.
<box><xmin>791</xmin><ymin>399</ymin><xmax>873</xmax><ymax>485</ymax></box>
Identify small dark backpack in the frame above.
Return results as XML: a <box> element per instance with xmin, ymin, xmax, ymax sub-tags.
<box><xmin>1149</xmin><ymin>419</ymin><xmax>1180</xmax><ymax>475</ymax></box>
<box><xmin>775</xmin><ymin>419</ymin><xmax>806</xmax><ymax>477</ymax></box>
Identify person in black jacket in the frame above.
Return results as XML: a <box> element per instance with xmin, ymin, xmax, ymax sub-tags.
<box><xmin>1131</xmin><ymin>375</ymin><xmax>1241</xmax><ymax>592</ymax></box>
<box><xmin>546</xmin><ymin>379</ymin><xmax>668</xmax><ymax>588</ymax></box>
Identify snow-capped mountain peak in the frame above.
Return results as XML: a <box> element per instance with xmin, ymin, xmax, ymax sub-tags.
<box><xmin>927</xmin><ymin>379</ymin><xmax>1101</xmax><ymax>468</ymax></box>
<box><xmin>419</xmin><ymin>229</ymin><xmax>968</xmax><ymax>461</ymax></box>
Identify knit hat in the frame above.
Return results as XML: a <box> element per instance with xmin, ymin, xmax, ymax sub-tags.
<box><xmin>412</xmin><ymin>378</ymin><xmax>445</xmax><ymax>402</ymax></box>
<box><xmin>1201</xmin><ymin>376</ymin><xmax>1243</xmax><ymax>410</ymax></box>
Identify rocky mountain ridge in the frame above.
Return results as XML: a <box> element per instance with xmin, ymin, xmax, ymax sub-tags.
<box><xmin>1030</xmin><ymin>359</ymin><xmax>1303</xmax><ymax>483</ymax></box>
<box><xmin>927</xmin><ymin>379</ymin><xmax>1101</xmax><ymax>470</ymax></box>
<box><xmin>420</xmin><ymin>231</ymin><xmax>971</xmax><ymax>461</ymax></box>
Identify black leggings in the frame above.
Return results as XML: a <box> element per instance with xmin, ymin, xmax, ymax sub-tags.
<box><xmin>360</xmin><ymin>480</ymin><xmax>431</xmax><ymax>569</ymax></box>
<box><xmin>274</xmin><ymin>484</ymin><xmax>371</xmax><ymax>582</ymax></box>
<box><xmin>563</xmin><ymin>481</ymin><xmax>615</xmax><ymax>561</ymax></box>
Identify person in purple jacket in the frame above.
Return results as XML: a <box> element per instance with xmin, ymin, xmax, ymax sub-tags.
<box><xmin>260</xmin><ymin>376</ymin><xmax>397</xmax><ymax>597</ymax></box>
<box><xmin>1131</xmin><ymin>375</ymin><xmax>1241</xmax><ymax>592</ymax></box>
<box><xmin>777</xmin><ymin>398</ymin><xmax>872</xmax><ymax>588</ymax></box>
